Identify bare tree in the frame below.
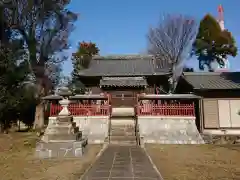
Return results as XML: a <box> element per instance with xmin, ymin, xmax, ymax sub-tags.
<box><xmin>147</xmin><ymin>14</ymin><xmax>197</xmax><ymax>93</ymax></box>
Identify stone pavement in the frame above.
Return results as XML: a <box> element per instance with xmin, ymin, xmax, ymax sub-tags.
<box><xmin>81</xmin><ymin>145</ymin><xmax>163</xmax><ymax>180</ymax></box>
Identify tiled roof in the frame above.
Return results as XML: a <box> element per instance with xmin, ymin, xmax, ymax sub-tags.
<box><xmin>77</xmin><ymin>55</ymin><xmax>169</xmax><ymax>76</ymax></box>
<box><xmin>183</xmin><ymin>72</ymin><xmax>240</xmax><ymax>89</ymax></box>
<box><xmin>100</xmin><ymin>77</ymin><xmax>148</xmax><ymax>87</ymax></box>
<box><xmin>42</xmin><ymin>95</ymin><xmax>62</xmax><ymax>100</ymax></box>
<box><xmin>138</xmin><ymin>94</ymin><xmax>201</xmax><ymax>99</ymax></box>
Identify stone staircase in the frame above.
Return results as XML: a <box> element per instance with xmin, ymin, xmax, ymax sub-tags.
<box><xmin>109</xmin><ymin>117</ymin><xmax>138</xmax><ymax>145</ymax></box>
<box><xmin>36</xmin><ymin>116</ymin><xmax>87</xmax><ymax>158</ymax></box>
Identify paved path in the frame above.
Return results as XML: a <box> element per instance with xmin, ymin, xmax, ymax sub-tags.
<box><xmin>81</xmin><ymin>145</ymin><xmax>163</xmax><ymax>180</ymax></box>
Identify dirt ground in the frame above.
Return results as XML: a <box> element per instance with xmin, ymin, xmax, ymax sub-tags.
<box><xmin>146</xmin><ymin>144</ymin><xmax>240</xmax><ymax>180</ymax></box>
<box><xmin>0</xmin><ymin>132</ymin><xmax>102</xmax><ymax>180</ymax></box>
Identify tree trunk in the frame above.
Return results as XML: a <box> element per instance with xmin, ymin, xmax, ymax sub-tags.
<box><xmin>0</xmin><ymin>123</ymin><xmax>4</xmax><ymax>133</ymax></box>
<box><xmin>0</xmin><ymin>120</ymin><xmax>9</xmax><ymax>134</ymax></box>
<box><xmin>18</xmin><ymin>120</ymin><xmax>20</xmax><ymax>131</ymax></box>
<box><xmin>33</xmin><ymin>83</ymin><xmax>45</xmax><ymax>130</ymax></box>
<box><xmin>33</xmin><ymin>102</ymin><xmax>45</xmax><ymax>130</ymax></box>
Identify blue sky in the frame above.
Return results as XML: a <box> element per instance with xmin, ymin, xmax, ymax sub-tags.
<box><xmin>63</xmin><ymin>0</ymin><xmax>240</xmax><ymax>75</ymax></box>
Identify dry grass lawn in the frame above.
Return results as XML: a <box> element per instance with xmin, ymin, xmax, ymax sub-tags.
<box><xmin>0</xmin><ymin>132</ymin><xmax>102</xmax><ymax>180</ymax></box>
<box><xmin>146</xmin><ymin>144</ymin><xmax>240</xmax><ymax>180</ymax></box>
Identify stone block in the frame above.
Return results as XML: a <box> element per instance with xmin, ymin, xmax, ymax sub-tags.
<box><xmin>48</xmin><ymin>118</ymin><xmax>57</xmax><ymax>125</ymax></box>
<box><xmin>178</xmin><ymin>140</ymin><xmax>184</xmax><ymax>144</ymax></box>
<box><xmin>57</xmin><ymin>116</ymin><xmax>72</xmax><ymax>123</ymax></box>
<box><xmin>146</xmin><ymin>139</ymin><xmax>156</xmax><ymax>143</ymax></box>
<box><xmin>35</xmin><ymin>149</ymin><xmax>52</xmax><ymax>159</ymax></box>
<box><xmin>73</xmin><ymin>117</ymin><xmax>109</xmax><ymax>143</ymax></box>
<box><xmin>159</xmin><ymin>136</ymin><xmax>167</xmax><ymax>140</ymax></box>
<box><xmin>35</xmin><ymin>139</ymin><xmax>87</xmax><ymax>159</ymax></box>
<box><xmin>75</xmin><ymin>148</ymin><xmax>83</xmax><ymax>157</ymax></box>
<box><xmin>73</xmin><ymin>141</ymin><xmax>83</xmax><ymax>149</ymax></box>
<box><xmin>190</xmin><ymin>140</ymin><xmax>197</xmax><ymax>144</ymax></box>
<box><xmin>157</xmin><ymin>140</ymin><xmax>165</xmax><ymax>144</ymax></box>
<box><xmin>91</xmin><ymin>139</ymin><xmax>103</xmax><ymax>144</ymax></box>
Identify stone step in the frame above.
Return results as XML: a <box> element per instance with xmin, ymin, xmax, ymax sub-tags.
<box><xmin>110</xmin><ymin>120</ymin><xmax>135</xmax><ymax>125</ymax></box>
<box><xmin>110</xmin><ymin>135</ymin><xmax>136</xmax><ymax>141</ymax></box>
<box><xmin>111</xmin><ymin>125</ymin><xmax>135</xmax><ymax>130</ymax></box>
<box><xmin>111</xmin><ymin>107</ymin><xmax>135</xmax><ymax>116</ymax></box>
<box><xmin>110</xmin><ymin>125</ymin><xmax>136</xmax><ymax>136</ymax></box>
<box><xmin>43</xmin><ymin>133</ymin><xmax>82</xmax><ymax>141</ymax></box>
<box><xmin>45</xmin><ymin>126</ymin><xmax>79</xmax><ymax>134</ymax></box>
<box><xmin>111</xmin><ymin>132</ymin><xmax>135</xmax><ymax>137</ymax></box>
<box><xmin>111</xmin><ymin>124</ymin><xmax>135</xmax><ymax>127</ymax></box>
<box><xmin>111</xmin><ymin>128</ymin><xmax>135</xmax><ymax>133</ymax></box>
<box><xmin>110</xmin><ymin>131</ymin><xmax>135</xmax><ymax>136</ymax></box>
<box><xmin>111</xmin><ymin>132</ymin><xmax>135</xmax><ymax>135</ymax></box>
<box><xmin>52</xmin><ymin>122</ymin><xmax>73</xmax><ymax>127</ymax></box>
<box><xmin>110</xmin><ymin>116</ymin><xmax>135</xmax><ymax>120</ymax></box>
<box><xmin>57</xmin><ymin>116</ymin><xmax>73</xmax><ymax>122</ymax></box>
<box><xmin>110</xmin><ymin>140</ymin><xmax>137</xmax><ymax>145</ymax></box>
<box><xmin>50</xmin><ymin>122</ymin><xmax>77</xmax><ymax>130</ymax></box>
<box><xmin>47</xmin><ymin>125</ymin><xmax>78</xmax><ymax>130</ymax></box>
<box><xmin>111</xmin><ymin>127</ymin><xmax>135</xmax><ymax>130</ymax></box>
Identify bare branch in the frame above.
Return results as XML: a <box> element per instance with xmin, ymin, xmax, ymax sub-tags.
<box><xmin>148</xmin><ymin>14</ymin><xmax>197</xmax><ymax>69</ymax></box>
<box><xmin>147</xmin><ymin>14</ymin><xmax>198</xmax><ymax>93</ymax></box>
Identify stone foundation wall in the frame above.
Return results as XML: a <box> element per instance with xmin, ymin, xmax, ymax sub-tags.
<box><xmin>138</xmin><ymin>116</ymin><xmax>204</xmax><ymax>144</ymax></box>
<box><xmin>203</xmin><ymin>129</ymin><xmax>240</xmax><ymax>135</ymax></box>
<box><xmin>201</xmin><ymin>134</ymin><xmax>240</xmax><ymax>144</ymax></box>
<box><xmin>73</xmin><ymin>116</ymin><xmax>109</xmax><ymax>144</ymax></box>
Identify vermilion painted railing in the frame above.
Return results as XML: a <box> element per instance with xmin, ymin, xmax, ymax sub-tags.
<box><xmin>69</xmin><ymin>104</ymin><xmax>110</xmax><ymax>116</ymax></box>
<box><xmin>50</xmin><ymin>103</ymin><xmax>111</xmax><ymax>116</ymax></box>
<box><xmin>136</xmin><ymin>103</ymin><xmax>195</xmax><ymax>116</ymax></box>
<box><xmin>50</xmin><ymin>103</ymin><xmax>62</xmax><ymax>116</ymax></box>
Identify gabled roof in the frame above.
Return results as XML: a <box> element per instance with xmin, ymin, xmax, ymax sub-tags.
<box><xmin>183</xmin><ymin>72</ymin><xmax>240</xmax><ymax>90</ymax></box>
<box><xmin>100</xmin><ymin>77</ymin><xmax>148</xmax><ymax>87</ymax></box>
<box><xmin>77</xmin><ymin>55</ymin><xmax>169</xmax><ymax>77</ymax></box>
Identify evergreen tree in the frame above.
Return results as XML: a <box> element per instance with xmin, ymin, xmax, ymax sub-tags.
<box><xmin>0</xmin><ymin>43</ymin><xmax>29</xmax><ymax>132</ymax></box>
<box><xmin>192</xmin><ymin>14</ymin><xmax>237</xmax><ymax>71</ymax></box>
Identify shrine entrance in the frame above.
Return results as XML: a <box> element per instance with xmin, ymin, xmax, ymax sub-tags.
<box><xmin>99</xmin><ymin>77</ymin><xmax>147</xmax><ymax>107</ymax></box>
<box><xmin>109</xmin><ymin>90</ymin><xmax>137</xmax><ymax>107</ymax></box>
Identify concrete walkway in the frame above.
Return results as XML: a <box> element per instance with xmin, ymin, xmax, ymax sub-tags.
<box><xmin>81</xmin><ymin>145</ymin><xmax>163</xmax><ymax>180</ymax></box>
